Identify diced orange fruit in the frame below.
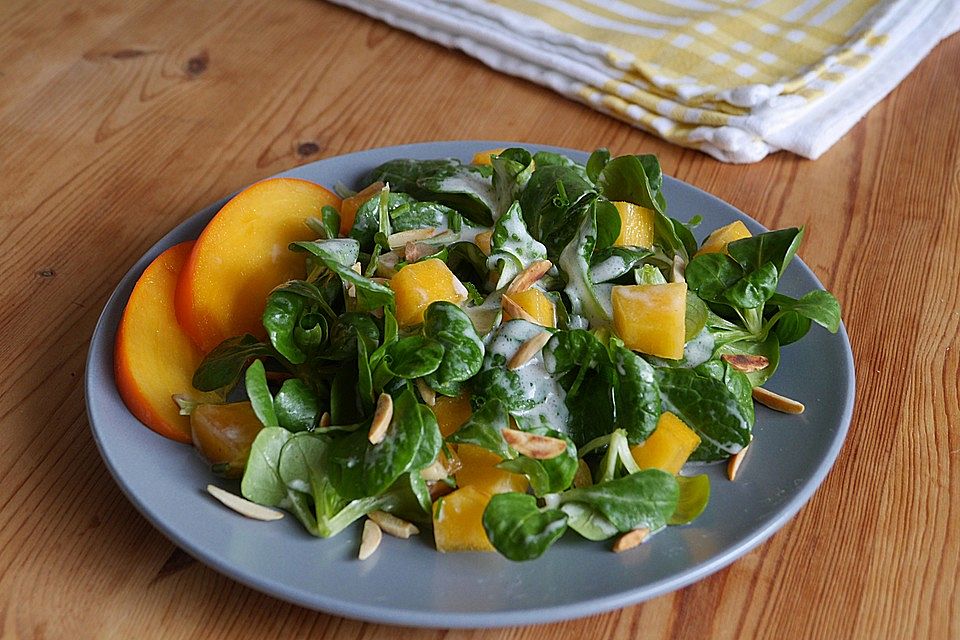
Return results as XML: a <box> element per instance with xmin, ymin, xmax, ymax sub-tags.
<box><xmin>389</xmin><ymin>258</ymin><xmax>468</xmax><ymax>328</ymax></box>
<box><xmin>175</xmin><ymin>178</ymin><xmax>341</xmax><ymax>352</ymax></box>
<box><xmin>612</xmin><ymin>282</ymin><xmax>687</xmax><ymax>359</ymax></box>
<box><xmin>502</xmin><ymin>288</ymin><xmax>555</xmax><ymax>327</ymax></box>
<box><xmin>433</xmin><ymin>485</ymin><xmax>496</xmax><ymax>552</ymax></box>
<box><xmin>613</xmin><ymin>201</ymin><xmax>655</xmax><ymax>248</ymax></box>
<box><xmin>115</xmin><ymin>242</ymin><xmax>220</xmax><ymax>443</ymax></box>
<box><xmin>190</xmin><ymin>401</ymin><xmax>263</xmax><ymax>477</ymax></box>
<box><xmin>630</xmin><ymin>411</ymin><xmax>701</xmax><ymax>475</ymax></box>
<box><xmin>431</xmin><ymin>393</ymin><xmax>473</xmax><ymax>438</ymax></box>
<box><xmin>456</xmin><ymin>444</ymin><xmax>529</xmax><ymax>495</ymax></box>
<box><xmin>694</xmin><ymin>220</ymin><xmax>751</xmax><ymax>257</ymax></box>
<box><xmin>474</xmin><ymin>230</ymin><xmax>493</xmax><ymax>256</ymax></box>
<box><xmin>471</xmin><ymin>148</ymin><xmax>505</xmax><ymax>166</ymax></box>
<box><xmin>339</xmin><ymin>181</ymin><xmax>384</xmax><ymax>237</ymax></box>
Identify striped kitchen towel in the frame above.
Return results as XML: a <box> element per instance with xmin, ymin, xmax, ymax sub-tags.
<box><xmin>327</xmin><ymin>0</ymin><xmax>960</xmax><ymax>163</ymax></box>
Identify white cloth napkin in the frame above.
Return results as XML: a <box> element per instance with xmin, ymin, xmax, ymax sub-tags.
<box><xmin>327</xmin><ymin>0</ymin><xmax>960</xmax><ymax>163</ymax></box>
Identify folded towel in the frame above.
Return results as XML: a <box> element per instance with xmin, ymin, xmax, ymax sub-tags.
<box><xmin>328</xmin><ymin>0</ymin><xmax>960</xmax><ymax>163</ymax></box>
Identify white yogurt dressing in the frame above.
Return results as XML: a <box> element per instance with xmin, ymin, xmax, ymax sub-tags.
<box><xmin>588</xmin><ymin>254</ymin><xmax>631</xmax><ymax>284</ymax></box>
<box><xmin>483</xmin><ymin>320</ymin><xmax>569</xmax><ymax>432</ymax></box>
<box><xmin>438</xmin><ymin>174</ymin><xmax>497</xmax><ymax>219</ymax></box>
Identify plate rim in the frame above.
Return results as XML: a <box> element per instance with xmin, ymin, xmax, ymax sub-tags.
<box><xmin>85</xmin><ymin>140</ymin><xmax>856</xmax><ymax>628</ymax></box>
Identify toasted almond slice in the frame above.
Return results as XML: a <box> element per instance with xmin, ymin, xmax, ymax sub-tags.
<box><xmin>388</xmin><ymin>227</ymin><xmax>436</xmax><ymax>249</ymax></box>
<box><xmin>377</xmin><ymin>251</ymin><xmax>400</xmax><ymax>278</ymax></box>
<box><xmin>672</xmin><ymin>254</ymin><xmax>686</xmax><ymax>283</ymax></box>
<box><xmin>419</xmin><ymin>458</ymin><xmax>450</xmax><ymax>482</ymax></box>
<box><xmin>319</xmin><ymin>411</ymin><xmax>331</xmax><ymax>428</ymax></box>
<box><xmin>752</xmin><ymin>387</ymin><xmax>805</xmax><ymax>414</ymax></box>
<box><xmin>502</xmin><ymin>428</ymin><xmax>567</xmax><ymax>459</ymax></box>
<box><xmin>506</xmin><ymin>259</ymin><xmax>553</xmax><ymax>294</ymax></box>
<box><xmin>728</xmin><ymin>445</ymin><xmax>749</xmax><ymax>481</ymax></box>
<box><xmin>206</xmin><ymin>485</ymin><xmax>283</xmax><ymax>521</ymax></box>
<box><xmin>368</xmin><ymin>393</ymin><xmax>394</xmax><ymax>444</ymax></box>
<box><xmin>612</xmin><ymin>528</ymin><xmax>650</xmax><ymax>553</ymax></box>
<box><xmin>404</xmin><ymin>241</ymin><xmax>437</xmax><ymax>262</ymax></box>
<box><xmin>345</xmin><ymin>261</ymin><xmax>362</xmax><ymax>297</ymax></box>
<box><xmin>415</xmin><ymin>378</ymin><xmax>436</xmax><ymax>406</ymax></box>
<box><xmin>573</xmin><ymin>459</ymin><xmax>593</xmax><ymax>488</ymax></box>
<box><xmin>358</xmin><ymin>519</ymin><xmax>382</xmax><ymax>560</ymax></box>
<box><xmin>721</xmin><ymin>353</ymin><xmax>770</xmax><ymax>373</ymax></box>
<box><xmin>368</xmin><ymin>510</ymin><xmax>420</xmax><ymax>539</ymax></box>
<box><xmin>500</xmin><ymin>294</ymin><xmax>538</xmax><ymax>324</ymax></box>
<box><xmin>507</xmin><ymin>331</ymin><xmax>552</xmax><ymax>370</ymax></box>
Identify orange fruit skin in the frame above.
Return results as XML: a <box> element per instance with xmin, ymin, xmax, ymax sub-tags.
<box><xmin>115</xmin><ymin>241</ymin><xmax>219</xmax><ymax>442</ymax></box>
<box><xmin>175</xmin><ymin>178</ymin><xmax>341</xmax><ymax>352</ymax></box>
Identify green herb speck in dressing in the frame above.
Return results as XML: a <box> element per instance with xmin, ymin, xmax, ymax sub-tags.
<box><xmin>485</xmin><ymin>320</ymin><xmax>569</xmax><ymax>431</ymax></box>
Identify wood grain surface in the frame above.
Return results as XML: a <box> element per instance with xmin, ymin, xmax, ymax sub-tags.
<box><xmin>1</xmin><ymin>1</ymin><xmax>958</xmax><ymax>638</ymax></box>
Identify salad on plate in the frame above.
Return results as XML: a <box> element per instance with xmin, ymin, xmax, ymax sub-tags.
<box><xmin>114</xmin><ymin>146</ymin><xmax>841</xmax><ymax>561</ymax></box>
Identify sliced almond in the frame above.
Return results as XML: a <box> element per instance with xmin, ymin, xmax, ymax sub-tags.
<box><xmin>415</xmin><ymin>378</ymin><xmax>436</xmax><ymax>406</ymax></box>
<box><xmin>346</xmin><ymin>261</ymin><xmax>362</xmax><ymax>297</ymax></box>
<box><xmin>376</xmin><ymin>251</ymin><xmax>400</xmax><ymax>278</ymax></box>
<box><xmin>368</xmin><ymin>393</ymin><xmax>394</xmax><ymax>444</ymax></box>
<box><xmin>507</xmin><ymin>331</ymin><xmax>552</xmax><ymax>370</ymax></box>
<box><xmin>612</xmin><ymin>528</ymin><xmax>651</xmax><ymax>553</ymax></box>
<box><xmin>419</xmin><ymin>458</ymin><xmax>450</xmax><ymax>482</ymax></box>
<box><xmin>727</xmin><ymin>445</ymin><xmax>750</xmax><ymax>481</ymax></box>
<box><xmin>206</xmin><ymin>485</ymin><xmax>283</xmax><ymax>521</ymax></box>
<box><xmin>721</xmin><ymin>353</ymin><xmax>770</xmax><ymax>373</ymax></box>
<box><xmin>388</xmin><ymin>227</ymin><xmax>436</xmax><ymax>249</ymax></box>
<box><xmin>368</xmin><ymin>510</ymin><xmax>420</xmax><ymax>539</ymax></box>
<box><xmin>672</xmin><ymin>254</ymin><xmax>686</xmax><ymax>283</ymax></box>
<box><xmin>358</xmin><ymin>519</ymin><xmax>382</xmax><ymax>560</ymax></box>
<box><xmin>752</xmin><ymin>387</ymin><xmax>805</xmax><ymax>414</ymax></box>
<box><xmin>404</xmin><ymin>241</ymin><xmax>436</xmax><ymax>262</ymax></box>
<box><xmin>573</xmin><ymin>459</ymin><xmax>593</xmax><ymax>488</ymax></box>
<box><xmin>506</xmin><ymin>259</ymin><xmax>553</xmax><ymax>295</ymax></box>
<box><xmin>502</xmin><ymin>428</ymin><xmax>567</xmax><ymax>460</ymax></box>
<box><xmin>420</xmin><ymin>450</ymin><xmax>461</xmax><ymax>481</ymax></box>
<box><xmin>500</xmin><ymin>295</ymin><xmax>538</xmax><ymax>324</ymax></box>
<box><xmin>319</xmin><ymin>411</ymin><xmax>331</xmax><ymax>428</ymax></box>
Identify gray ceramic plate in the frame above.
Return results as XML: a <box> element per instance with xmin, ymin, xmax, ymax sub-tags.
<box><xmin>86</xmin><ymin>141</ymin><xmax>855</xmax><ymax>628</ymax></box>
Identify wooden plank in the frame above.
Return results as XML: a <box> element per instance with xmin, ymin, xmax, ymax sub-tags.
<box><xmin>0</xmin><ymin>0</ymin><xmax>957</xmax><ymax>638</ymax></box>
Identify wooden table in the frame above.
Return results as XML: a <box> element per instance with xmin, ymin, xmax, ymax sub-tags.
<box><xmin>2</xmin><ymin>1</ymin><xmax>958</xmax><ymax>637</ymax></box>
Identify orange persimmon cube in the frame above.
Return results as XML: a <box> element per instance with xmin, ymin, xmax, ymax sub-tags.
<box><xmin>471</xmin><ymin>148</ymin><xmax>505</xmax><ymax>166</ymax></box>
<box><xmin>456</xmin><ymin>444</ymin><xmax>529</xmax><ymax>495</ymax></box>
<box><xmin>433</xmin><ymin>486</ymin><xmax>496</xmax><ymax>552</ymax></box>
<box><xmin>502</xmin><ymin>288</ymin><xmax>555</xmax><ymax>327</ymax></box>
<box><xmin>389</xmin><ymin>258</ymin><xmax>468</xmax><ymax>328</ymax></box>
<box><xmin>630</xmin><ymin>411</ymin><xmax>701</xmax><ymax>475</ymax></box>
<box><xmin>694</xmin><ymin>221</ymin><xmax>751</xmax><ymax>257</ymax></box>
<box><xmin>613</xmin><ymin>201</ymin><xmax>655</xmax><ymax>248</ymax></box>
<box><xmin>474</xmin><ymin>230</ymin><xmax>493</xmax><ymax>256</ymax></box>
<box><xmin>612</xmin><ymin>282</ymin><xmax>687</xmax><ymax>359</ymax></box>
<box><xmin>339</xmin><ymin>181</ymin><xmax>384</xmax><ymax>237</ymax></box>
<box><xmin>431</xmin><ymin>393</ymin><xmax>473</xmax><ymax>438</ymax></box>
